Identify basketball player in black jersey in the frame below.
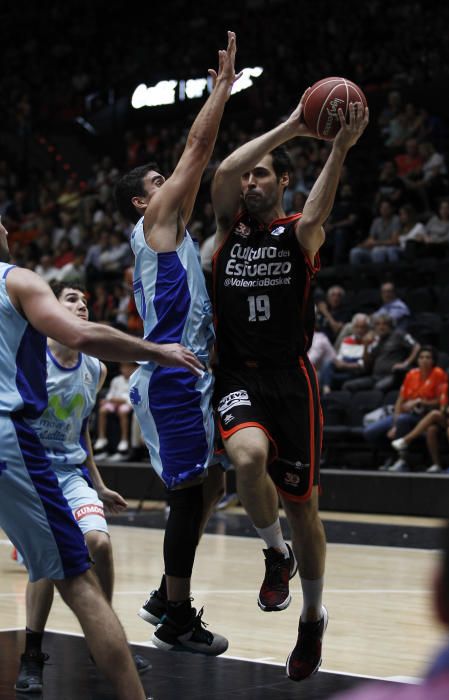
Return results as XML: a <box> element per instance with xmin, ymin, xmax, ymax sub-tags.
<box><xmin>212</xmin><ymin>95</ymin><xmax>368</xmax><ymax>681</ymax></box>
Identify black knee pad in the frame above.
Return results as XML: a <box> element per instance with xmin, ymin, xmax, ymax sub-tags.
<box><xmin>164</xmin><ymin>483</ymin><xmax>203</xmax><ymax>579</ymax></box>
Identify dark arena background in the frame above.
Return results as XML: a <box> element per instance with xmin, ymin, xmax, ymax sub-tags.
<box><xmin>1</xmin><ymin>1</ymin><xmax>449</xmax><ymax>698</ymax></box>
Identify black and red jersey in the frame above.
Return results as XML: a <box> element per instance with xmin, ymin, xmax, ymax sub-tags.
<box><xmin>212</xmin><ymin>211</ymin><xmax>320</xmax><ymax>368</ymax></box>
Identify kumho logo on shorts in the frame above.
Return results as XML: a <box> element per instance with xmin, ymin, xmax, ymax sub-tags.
<box><xmin>74</xmin><ymin>504</ymin><xmax>105</xmax><ymax>520</ymax></box>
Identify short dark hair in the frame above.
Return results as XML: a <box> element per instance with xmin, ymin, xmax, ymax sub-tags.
<box><xmin>114</xmin><ymin>162</ymin><xmax>161</xmax><ymax>223</ymax></box>
<box><xmin>418</xmin><ymin>345</ymin><xmax>438</xmax><ymax>366</ymax></box>
<box><xmin>50</xmin><ymin>281</ymin><xmax>86</xmax><ymax>300</ymax></box>
<box><xmin>269</xmin><ymin>146</ymin><xmax>293</xmax><ymax>180</ymax></box>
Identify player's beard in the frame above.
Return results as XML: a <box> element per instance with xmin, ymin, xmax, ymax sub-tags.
<box><xmin>244</xmin><ymin>190</ymin><xmax>278</xmax><ymax>216</ymax></box>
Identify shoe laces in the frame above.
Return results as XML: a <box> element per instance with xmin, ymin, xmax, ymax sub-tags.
<box><xmin>191</xmin><ymin>607</ymin><xmax>213</xmax><ymax>645</ymax></box>
<box><xmin>264</xmin><ymin>552</ymin><xmax>289</xmax><ymax>589</ymax></box>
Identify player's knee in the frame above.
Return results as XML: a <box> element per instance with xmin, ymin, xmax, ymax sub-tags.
<box><xmin>233</xmin><ymin>447</ymin><xmax>267</xmax><ymax>480</ymax></box>
<box><xmin>85</xmin><ymin>531</ymin><xmax>111</xmax><ymax>560</ymax></box>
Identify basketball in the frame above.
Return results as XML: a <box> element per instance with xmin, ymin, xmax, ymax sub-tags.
<box><xmin>302</xmin><ymin>77</ymin><xmax>367</xmax><ymax>140</ymax></box>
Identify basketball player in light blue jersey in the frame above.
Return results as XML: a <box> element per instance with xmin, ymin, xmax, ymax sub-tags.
<box><xmin>15</xmin><ymin>282</ymin><xmax>150</xmax><ymax>692</ymax></box>
<box><xmin>0</xmin><ymin>216</ymin><xmax>204</xmax><ymax>700</ymax></box>
<box><xmin>114</xmin><ymin>32</ymin><xmax>240</xmax><ymax>655</ymax></box>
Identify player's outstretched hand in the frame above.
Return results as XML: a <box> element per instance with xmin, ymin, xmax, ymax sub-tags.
<box><xmin>208</xmin><ymin>31</ymin><xmax>242</xmax><ymax>98</ymax></box>
<box><xmin>154</xmin><ymin>343</ymin><xmax>205</xmax><ymax>376</ymax></box>
<box><xmin>334</xmin><ymin>102</ymin><xmax>369</xmax><ymax>151</ymax></box>
<box><xmin>99</xmin><ymin>487</ymin><xmax>128</xmax><ymax>513</ymax></box>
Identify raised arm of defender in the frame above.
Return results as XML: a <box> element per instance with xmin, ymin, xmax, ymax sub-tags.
<box><xmin>7</xmin><ymin>268</ymin><xmax>204</xmax><ymax>374</ymax></box>
<box><xmin>143</xmin><ymin>31</ymin><xmax>239</xmax><ymax>251</ymax></box>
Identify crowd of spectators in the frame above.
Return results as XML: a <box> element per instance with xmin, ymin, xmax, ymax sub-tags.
<box><xmin>2</xmin><ymin>0</ymin><xmax>449</xmax><ymax>469</ymax></box>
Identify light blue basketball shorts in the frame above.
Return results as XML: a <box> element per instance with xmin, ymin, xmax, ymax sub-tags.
<box><xmin>129</xmin><ymin>364</ymin><xmax>216</xmax><ymax>489</ymax></box>
<box><xmin>55</xmin><ymin>466</ymin><xmax>109</xmax><ymax>536</ymax></box>
<box><xmin>0</xmin><ymin>415</ymin><xmax>90</xmax><ymax>582</ymax></box>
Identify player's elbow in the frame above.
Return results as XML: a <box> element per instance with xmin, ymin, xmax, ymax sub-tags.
<box><xmin>62</xmin><ymin>322</ymin><xmax>92</xmax><ymax>352</ymax></box>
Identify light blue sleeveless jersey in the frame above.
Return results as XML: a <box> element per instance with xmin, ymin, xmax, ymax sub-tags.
<box><xmin>0</xmin><ymin>263</ymin><xmax>48</xmax><ymax>417</ymax></box>
<box><xmin>129</xmin><ymin>218</ymin><xmax>215</xmax><ymax>488</ymax></box>
<box><xmin>0</xmin><ymin>263</ymin><xmax>89</xmax><ymax>581</ymax></box>
<box><xmin>28</xmin><ymin>349</ymin><xmax>101</xmax><ymax>469</ymax></box>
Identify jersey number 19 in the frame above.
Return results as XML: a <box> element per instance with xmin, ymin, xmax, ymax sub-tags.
<box><xmin>247</xmin><ymin>294</ymin><xmax>270</xmax><ymax>322</ymax></box>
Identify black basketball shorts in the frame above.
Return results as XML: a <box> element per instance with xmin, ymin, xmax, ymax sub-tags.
<box><xmin>213</xmin><ymin>356</ymin><xmax>323</xmax><ymax>502</ymax></box>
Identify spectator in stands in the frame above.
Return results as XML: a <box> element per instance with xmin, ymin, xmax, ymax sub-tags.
<box><xmin>308</xmin><ymin>319</ymin><xmax>337</xmax><ymax>384</ymax></box>
<box><xmin>394</xmin><ymin>204</ymin><xmax>426</xmax><ymax>259</ymax></box>
<box><xmin>58</xmin><ymin>246</ymin><xmax>87</xmax><ymax>285</ymax></box>
<box><xmin>331</xmin><ymin>522</ymin><xmax>449</xmax><ymax>700</ymax></box>
<box><xmin>391</xmin><ymin>403</ymin><xmax>449</xmax><ymax>474</ymax></box>
<box><xmin>94</xmin><ymin>362</ymin><xmax>136</xmax><ymax>459</ymax></box>
<box><xmin>109</xmin><ymin>282</ymin><xmax>131</xmax><ymax>331</ymax></box>
<box><xmin>35</xmin><ymin>254</ymin><xmax>60</xmax><ymax>283</ymax></box>
<box><xmin>98</xmin><ymin>231</ymin><xmax>131</xmax><ymax>275</ymax></box>
<box><xmin>53</xmin><ymin>237</ymin><xmax>75</xmax><ymax>269</ymax></box>
<box><xmin>402</xmin><ymin>199</ymin><xmax>449</xmax><ymax>260</ymax></box>
<box><xmin>349</xmin><ymin>200</ymin><xmax>400</xmax><ymax>265</ymax></box>
<box><xmin>403</xmin><ymin>142</ymin><xmax>447</xmax><ymax>211</ymax></box>
<box><xmin>344</xmin><ymin>314</ymin><xmax>420</xmax><ymax>392</ymax></box>
<box><xmin>378</xmin><ymin>90</ymin><xmax>402</xmax><ymax>136</ymax></box>
<box><xmin>90</xmin><ymin>282</ymin><xmax>116</xmax><ymax>324</ymax></box>
<box><xmin>85</xmin><ymin>229</ymin><xmax>110</xmax><ymax>282</ymax></box>
<box><xmin>374</xmin><ymin>161</ymin><xmax>406</xmax><ymax>211</ymax></box>
<box><xmin>315</xmin><ymin>285</ymin><xmax>352</xmax><ymax>343</ymax></box>
<box><xmin>394</xmin><ymin>138</ymin><xmax>423</xmax><ymax>178</ymax></box>
<box><xmin>323</xmin><ymin>183</ymin><xmax>360</xmax><ymax>265</ymax></box>
<box><xmin>363</xmin><ymin>346</ymin><xmax>445</xmax><ymax>471</ymax></box>
<box><xmin>424</xmin><ymin>199</ymin><xmax>449</xmax><ymax>248</ymax></box>
<box><xmin>373</xmin><ymin>282</ymin><xmax>411</xmax><ymax>330</ymax></box>
<box><xmin>390</xmin><ymin>356</ymin><xmax>448</xmax><ymax>473</ymax></box>
<box><xmin>321</xmin><ymin>313</ymin><xmax>371</xmax><ymax>394</ymax></box>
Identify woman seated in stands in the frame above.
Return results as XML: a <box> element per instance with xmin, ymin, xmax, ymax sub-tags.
<box><xmin>390</xmin><ymin>391</ymin><xmax>449</xmax><ymax>474</ymax></box>
<box><xmin>363</xmin><ymin>346</ymin><xmax>448</xmax><ymax>472</ymax></box>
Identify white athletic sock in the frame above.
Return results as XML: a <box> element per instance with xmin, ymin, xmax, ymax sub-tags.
<box><xmin>300</xmin><ymin>577</ymin><xmax>324</xmax><ymax>621</ymax></box>
<box><xmin>254</xmin><ymin>520</ymin><xmax>289</xmax><ymax>557</ymax></box>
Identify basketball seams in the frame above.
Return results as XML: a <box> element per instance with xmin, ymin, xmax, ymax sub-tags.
<box><xmin>316</xmin><ymin>84</ymin><xmax>344</xmax><ymax>139</ymax></box>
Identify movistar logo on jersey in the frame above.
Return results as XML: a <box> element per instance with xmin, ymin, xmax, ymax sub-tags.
<box><xmin>49</xmin><ymin>394</ymin><xmax>84</xmax><ymax>420</ymax></box>
<box><xmin>271</xmin><ymin>226</ymin><xmax>285</xmax><ymax>237</ymax></box>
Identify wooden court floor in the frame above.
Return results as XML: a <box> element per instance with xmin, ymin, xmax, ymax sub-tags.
<box><xmin>0</xmin><ymin>509</ymin><xmax>446</xmax><ymax>685</ymax></box>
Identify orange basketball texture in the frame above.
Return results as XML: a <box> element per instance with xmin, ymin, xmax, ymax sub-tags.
<box><xmin>303</xmin><ymin>77</ymin><xmax>367</xmax><ymax>140</ymax></box>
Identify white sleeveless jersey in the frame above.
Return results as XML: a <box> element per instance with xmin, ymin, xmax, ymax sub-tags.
<box><xmin>28</xmin><ymin>349</ymin><xmax>101</xmax><ymax>469</ymax></box>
